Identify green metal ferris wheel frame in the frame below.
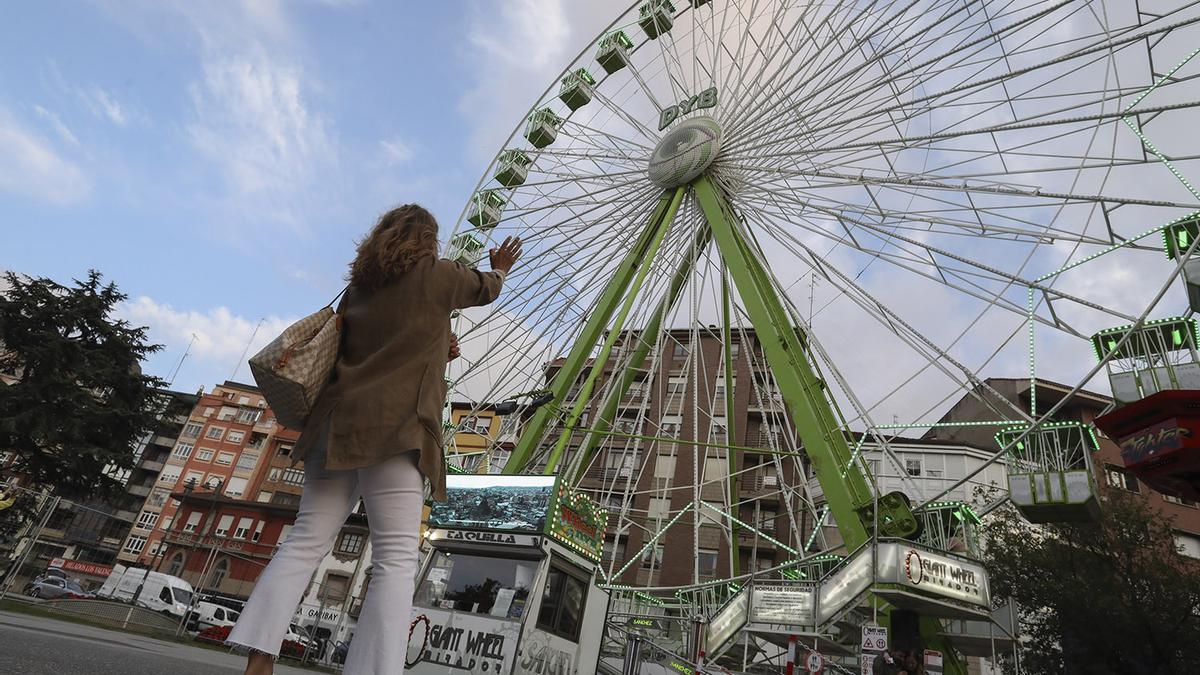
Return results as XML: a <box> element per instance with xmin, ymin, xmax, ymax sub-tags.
<box><xmin>501</xmin><ymin>174</ymin><xmax>918</xmax><ymax>550</ymax></box>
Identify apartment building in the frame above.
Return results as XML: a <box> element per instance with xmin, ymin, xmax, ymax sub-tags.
<box><xmin>119</xmin><ymin>381</ymin><xmax>299</xmax><ymax>566</ymax></box>
<box><xmin>448</xmin><ymin>401</ymin><xmax>518</xmax><ymax>474</ymax></box>
<box><xmin>528</xmin><ymin>329</ymin><xmax>809</xmax><ymax>587</ymax></box>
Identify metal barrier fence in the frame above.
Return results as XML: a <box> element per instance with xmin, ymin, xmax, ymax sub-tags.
<box><xmin>0</xmin><ymin>481</ymin><xmax>373</xmax><ymax>671</ymax></box>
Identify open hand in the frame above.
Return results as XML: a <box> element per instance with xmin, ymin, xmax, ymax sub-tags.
<box><xmin>448</xmin><ymin>333</ymin><xmax>461</xmax><ymax>362</ymax></box>
<box><xmin>489</xmin><ymin>236</ymin><xmax>523</xmax><ymax>274</ymax></box>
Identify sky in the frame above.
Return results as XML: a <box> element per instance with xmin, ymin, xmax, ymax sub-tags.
<box><xmin>1</xmin><ymin>0</ymin><xmax>616</xmax><ymax>393</ymax></box>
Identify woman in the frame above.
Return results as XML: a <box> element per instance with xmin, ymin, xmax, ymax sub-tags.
<box><xmin>227</xmin><ymin>204</ymin><xmax>522</xmax><ymax>675</ymax></box>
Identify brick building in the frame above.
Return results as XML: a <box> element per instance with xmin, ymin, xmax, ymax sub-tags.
<box><xmin>119</xmin><ymin>381</ymin><xmax>299</xmax><ymax>566</ymax></box>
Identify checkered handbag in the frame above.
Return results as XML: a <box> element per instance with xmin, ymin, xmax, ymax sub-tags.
<box><xmin>248</xmin><ymin>289</ymin><xmax>346</xmax><ymax>430</ymax></box>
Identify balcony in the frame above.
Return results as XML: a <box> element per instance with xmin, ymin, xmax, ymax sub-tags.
<box><xmin>740</xmin><ymin>472</ymin><xmax>781</xmax><ymax>495</ymax></box>
<box><xmin>747</xmin><ymin>391</ymin><xmax>785</xmax><ymax>412</ymax></box>
<box><xmin>128</xmin><ymin>484</ymin><xmax>151</xmax><ymax>498</ymax></box>
<box><xmin>141</xmin><ymin>459</ymin><xmax>165</xmax><ymax>473</ymax></box>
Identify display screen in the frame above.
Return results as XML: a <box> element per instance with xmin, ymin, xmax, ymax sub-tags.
<box><xmin>428</xmin><ymin>475</ymin><xmax>556</xmax><ymax>533</ymax></box>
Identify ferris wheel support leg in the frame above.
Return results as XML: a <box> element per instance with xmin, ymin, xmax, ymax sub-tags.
<box><xmin>502</xmin><ymin>187</ymin><xmax>685</xmax><ymax>475</ymax></box>
<box><xmin>569</xmin><ymin>224</ymin><xmax>714</xmax><ymax>485</ymax></box>
<box><xmin>691</xmin><ymin>175</ymin><xmax>919</xmax><ymax>547</ymax></box>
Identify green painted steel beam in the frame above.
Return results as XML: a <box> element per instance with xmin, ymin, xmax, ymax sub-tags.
<box><xmin>503</xmin><ymin>188</ymin><xmax>684</xmax><ymax>474</ymax></box>
<box><xmin>569</xmin><ymin>223</ymin><xmax>713</xmax><ymax>485</ymax></box>
<box><xmin>543</xmin><ymin>187</ymin><xmax>686</xmax><ymax>474</ymax></box>
<box><xmin>692</xmin><ymin>175</ymin><xmax>917</xmax><ymax>550</ymax></box>
<box><xmin>721</xmin><ymin>270</ymin><xmax>741</xmax><ymax>577</ymax></box>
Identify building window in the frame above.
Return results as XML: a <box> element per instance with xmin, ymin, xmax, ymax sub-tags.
<box><xmin>905</xmin><ymin>459</ymin><xmax>922</xmax><ymax>477</ymax></box>
<box><xmin>196</xmin><ymin>448</ymin><xmax>214</xmax><ymax>462</ymax></box>
<box><xmin>182</xmin><ymin>423</ymin><xmax>203</xmax><ymax>438</ymax></box>
<box><xmin>123</xmin><ymin>536</ymin><xmax>147</xmax><ymax>555</ymax></box>
<box><xmin>149</xmin><ymin>489</ymin><xmax>170</xmax><ymax>508</ymax></box>
<box><xmin>184</xmin><ymin>471</ymin><xmax>204</xmax><ymax>488</ymax></box>
<box><xmin>218</xmin><ymin>407</ymin><xmax>236</xmax><ymax>421</ymax></box>
<box><xmin>202</xmin><ymin>407</ymin><xmax>214</xmax><ymax>418</ymax></box>
<box><xmin>225</xmin><ymin>477</ymin><xmax>248</xmax><ymax>498</ymax></box>
<box><xmin>227</xmin><ymin>430</ymin><xmax>245</xmax><ymax>444</ymax></box>
<box><xmin>641</xmin><ymin>544</ymin><xmax>664</xmax><ymax>570</ymax></box>
<box><xmin>704</xmin><ymin>457</ymin><xmax>729</xmax><ymax>482</ymax></box>
<box><xmin>237</xmin><ymin>408</ymin><xmax>262</xmax><ymax>424</ymax></box>
<box><xmin>172</xmin><ymin>443</ymin><xmax>194</xmax><ymax>460</ymax></box>
<box><xmin>183</xmin><ymin>512</ymin><xmax>202</xmax><ymax>533</ymax></box>
<box><xmin>215</xmin><ymin>515</ymin><xmax>234</xmax><ymax>537</ymax></box>
<box><xmin>698</xmin><ymin>549</ymin><xmax>719</xmax><ymax>577</ymax></box>
<box><xmin>158</xmin><ymin>470</ymin><xmax>180</xmax><ymax>486</ymax></box>
<box><xmin>321</xmin><ymin>572</ymin><xmax>351</xmax><ymax>605</ymax></box>
<box><xmin>237</xmin><ymin>395</ymin><xmax>250</xmax><ymax>405</ymax></box>
<box><xmin>211</xmin><ymin>559</ymin><xmax>229</xmax><ymax>588</ymax></box>
<box><xmin>536</xmin><ymin>564</ymin><xmax>589</xmax><ymax>642</ymax></box>
<box><xmin>215</xmin><ymin>451</ymin><xmax>235</xmax><ymax>466</ymax></box>
<box><xmin>1175</xmin><ymin>531</ymin><xmax>1200</xmax><ymax>558</ymax></box>
<box><xmin>282</xmin><ymin>468</ymin><xmax>305</xmax><ymax>486</ymax></box>
<box><xmin>602</xmin><ymin>537</ymin><xmax>626</xmax><ymax>564</ymax></box>
<box><xmin>654</xmin><ymin>454</ymin><xmax>677</xmax><ymax>479</ymax></box>
<box><xmin>1167</xmin><ymin>492</ymin><xmax>1198</xmax><ymax>506</ymax></box>
<box><xmin>252</xmin><ymin>521</ymin><xmax>265</xmax><ymax>542</ymax></box>
<box><xmin>167</xmin><ymin>553</ymin><xmax>184</xmax><ymax>576</ymax></box>
<box><xmin>234</xmin><ymin>517</ymin><xmax>254</xmax><ymax>540</ymax></box>
<box><xmin>1105</xmin><ymin>465</ymin><xmax>1140</xmax><ymax>493</ymax></box>
<box><xmin>276</xmin><ymin>444</ymin><xmax>292</xmax><ymax>458</ymax></box>
<box><xmin>759</xmin><ymin>508</ymin><xmax>777</xmax><ymax>532</ymax></box>
<box><xmin>257</xmin><ymin>491</ymin><xmax>273</xmax><ymax>503</ymax></box>
<box><xmin>135</xmin><ymin>511</ymin><xmax>159</xmax><ymax>531</ymax></box>
<box><xmin>337</xmin><ymin>532</ymin><xmax>365</xmax><ymax>556</ymax></box>
<box><xmin>206</xmin><ymin>426</ymin><xmax>226</xmax><ymax>441</ymax></box>
<box><xmin>462</xmin><ymin>415</ymin><xmax>492</xmax><ymax>435</ymax></box>
<box><xmin>672</xmin><ymin>342</ymin><xmax>689</xmax><ymax>360</ymax></box>
<box><xmin>236</xmin><ymin>452</ymin><xmax>258</xmax><ymax>472</ymax></box>
<box><xmin>648</xmin><ymin>497</ymin><xmax>671</xmax><ymax>519</ymax></box>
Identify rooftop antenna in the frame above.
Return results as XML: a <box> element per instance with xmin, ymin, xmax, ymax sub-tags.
<box><xmin>230</xmin><ymin>318</ymin><xmax>265</xmax><ymax>382</ymax></box>
<box><xmin>166</xmin><ymin>333</ymin><xmax>198</xmax><ymax>387</ymax></box>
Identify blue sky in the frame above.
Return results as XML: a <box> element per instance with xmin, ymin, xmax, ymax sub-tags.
<box><xmin>1</xmin><ymin>0</ymin><xmax>611</xmax><ymax>393</ymax></box>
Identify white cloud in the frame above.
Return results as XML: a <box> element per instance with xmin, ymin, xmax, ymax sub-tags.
<box><xmin>0</xmin><ymin>108</ymin><xmax>89</xmax><ymax>204</ymax></box>
<box><xmin>77</xmin><ymin>85</ymin><xmax>127</xmax><ymax>126</ymax></box>
<box><xmin>380</xmin><ymin>136</ymin><xmax>414</xmax><ymax>165</ymax></box>
<box><xmin>33</xmin><ymin>105</ymin><xmax>79</xmax><ymax>146</ymax></box>
<box><xmin>187</xmin><ymin>55</ymin><xmax>337</xmax><ymax>205</ymax></box>
<box><xmin>120</xmin><ymin>296</ymin><xmax>295</xmax><ymax>372</ymax></box>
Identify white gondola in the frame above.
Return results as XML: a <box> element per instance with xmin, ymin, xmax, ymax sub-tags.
<box><xmin>494</xmin><ymin>150</ymin><xmax>532</xmax><ymax>188</ymax></box>
<box><xmin>596</xmin><ymin>31</ymin><xmax>634</xmax><ymax>74</ymax></box>
<box><xmin>638</xmin><ymin>1</ymin><xmax>675</xmax><ymax>39</ymax></box>
<box><xmin>466</xmin><ymin>190</ymin><xmax>506</xmax><ymax>230</ymax></box>
<box><xmin>525</xmin><ymin>108</ymin><xmax>563</xmax><ymax>149</ymax></box>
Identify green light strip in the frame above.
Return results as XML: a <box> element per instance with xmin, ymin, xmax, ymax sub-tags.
<box><xmin>804</xmin><ymin>506</ymin><xmax>829</xmax><ymax>551</ymax></box>
<box><xmin>699</xmin><ymin>500</ymin><xmax>798</xmax><ymax>555</ymax></box>
<box><xmin>870</xmin><ymin>420</ymin><xmax>1018</xmax><ymax>429</ymax></box>
<box><xmin>1034</xmin><ymin>215</ymin><xmax>1195</xmax><ymax>282</ymax></box>
<box><xmin>1029</xmin><ymin>287</ymin><xmax>1037</xmax><ymax>418</ymax></box>
<box><xmin>1123</xmin><ymin>46</ymin><xmax>1200</xmax><ymax>114</ymax></box>
<box><xmin>1122</xmin><ymin>117</ymin><xmax>1200</xmax><ymax>201</ymax></box>
<box><xmin>612</xmin><ymin>502</ymin><xmax>693</xmax><ymax>579</ymax></box>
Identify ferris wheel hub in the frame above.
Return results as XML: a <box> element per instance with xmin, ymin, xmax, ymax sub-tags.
<box><xmin>647</xmin><ymin>116</ymin><xmax>722</xmax><ymax>189</ymax></box>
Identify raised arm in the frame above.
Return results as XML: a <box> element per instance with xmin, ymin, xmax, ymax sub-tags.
<box><xmin>429</xmin><ymin>236</ymin><xmax>522</xmax><ymax>310</ymax></box>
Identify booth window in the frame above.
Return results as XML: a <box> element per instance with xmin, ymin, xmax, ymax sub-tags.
<box><xmin>414</xmin><ymin>552</ymin><xmax>536</xmax><ymax>620</ymax></box>
<box><xmin>536</xmin><ymin>564</ymin><xmax>588</xmax><ymax>642</ymax></box>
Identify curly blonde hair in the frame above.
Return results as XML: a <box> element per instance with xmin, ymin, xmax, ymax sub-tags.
<box><xmin>348</xmin><ymin>204</ymin><xmax>439</xmax><ymax>291</ymax></box>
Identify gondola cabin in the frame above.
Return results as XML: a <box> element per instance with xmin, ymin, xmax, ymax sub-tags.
<box><xmin>495</xmin><ymin>150</ymin><xmax>533</xmax><ymax>188</ymax></box>
<box><xmin>1091</xmin><ymin>318</ymin><xmax>1200</xmax><ymax>499</ymax></box>
<box><xmin>559</xmin><ymin>69</ymin><xmax>597</xmax><ymax>111</ymax></box>
<box><xmin>407</xmin><ymin>475</ymin><xmax>609</xmax><ymax>675</ymax></box>
<box><xmin>525</xmin><ymin>108</ymin><xmax>563</xmax><ymax>149</ymax></box>
<box><xmin>1163</xmin><ymin>215</ymin><xmax>1200</xmax><ymax>312</ymax></box>
<box><xmin>596</xmin><ymin>31</ymin><xmax>634</xmax><ymax>74</ymax></box>
<box><xmin>998</xmin><ymin>422</ymin><xmax>1100</xmax><ymax>522</ymax></box>
<box><xmin>467</xmin><ymin>190</ymin><xmax>506</xmax><ymax>230</ymax></box>
<box><xmin>638</xmin><ymin>1</ymin><xmax>676</xmax><ymax>39</ymax></box>
<box><xmin>448</xmin><ymin>233</ymin><xmax>487</xmax><ymax>268</ymax></box>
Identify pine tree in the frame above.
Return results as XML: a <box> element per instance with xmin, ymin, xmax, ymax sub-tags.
<box><xmin>0</xmin><ymin>270</ymin><xmax>166</xmax><ymax>503</ymax></box>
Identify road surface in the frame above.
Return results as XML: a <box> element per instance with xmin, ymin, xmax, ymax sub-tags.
<box><xmin>0</xmin><ymin>610</ymin><xmax>323</xmax><ymax>674</ymax></box>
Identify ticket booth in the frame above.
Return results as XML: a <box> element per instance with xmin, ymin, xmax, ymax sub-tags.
<box><xmin>407</xmin><ymin>475</ymin><xmax>609</xmax><ymax>675</ymax></box>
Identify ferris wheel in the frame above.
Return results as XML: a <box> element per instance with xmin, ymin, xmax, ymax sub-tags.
<box><xmin>441</xmin><ymin>0</ymin><xmax>1200</xmax><ymax>667</ymax></box>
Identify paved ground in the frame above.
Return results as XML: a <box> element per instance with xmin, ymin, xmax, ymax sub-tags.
<box><xmin>0</xmin><ymin>610</ymin><xmax>322</xmax><ymax>674</ymax></box>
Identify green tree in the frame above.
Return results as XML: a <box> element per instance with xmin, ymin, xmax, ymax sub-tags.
<box><xmin>0</xmin><ymin>270</ymin><xmax>165</xmax><ymax>503</ymax></box>
<box><xmin>982</xmin><ymin>488</ymin><xmax>1200</xmax><ymax>674</ymax></box>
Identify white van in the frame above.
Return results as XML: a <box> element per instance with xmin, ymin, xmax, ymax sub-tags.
<box><xmin>189</xmin><ymin>600</ymin><xmax>241</xmax><ymax>633</ymax></box>
<box><xmin>97</xmin><ymin>564</ymin><xmax>194</xmax><ymax>618</ymax></box>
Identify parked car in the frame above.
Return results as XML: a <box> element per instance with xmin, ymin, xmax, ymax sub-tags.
<box><xmin>24</xmin><ymin>576</ymin><xmax>91</xmax><ymax>599</ymax></box>
<box><xmin>286</xmin><ymin>622</ymin><xmax>312</xmax><ymax>648</ymax></box>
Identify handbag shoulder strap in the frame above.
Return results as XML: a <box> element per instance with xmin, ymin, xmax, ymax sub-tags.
<box><xmin>326</xmin><ymin>285</ymin><xmax>349</xmax><ymax>312</ymax></box>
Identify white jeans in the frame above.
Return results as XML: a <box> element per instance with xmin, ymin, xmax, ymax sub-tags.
<box><xmin>227</xmin><ymin>449</ymin><xmax>423</xmax><ymax>675</ymax></box>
